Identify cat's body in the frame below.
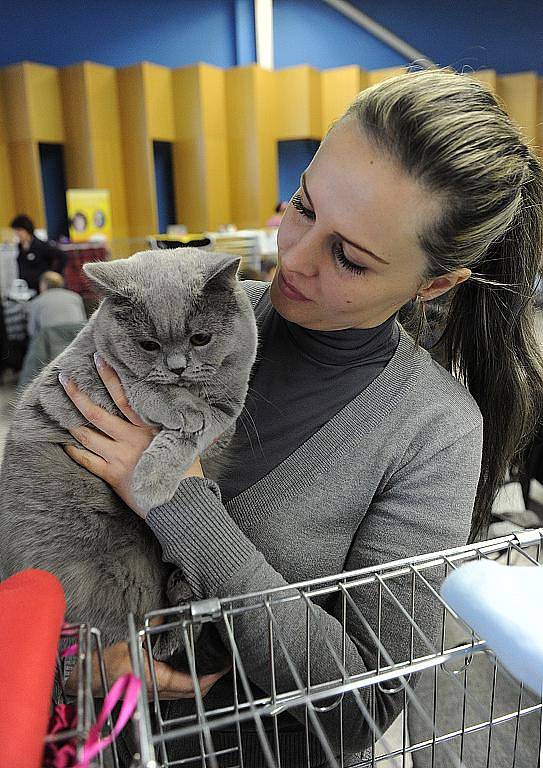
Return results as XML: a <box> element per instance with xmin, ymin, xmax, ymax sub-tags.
<box><xmin>0</xmin><ymin>249</ymin><xmax>258</xmax><ymax>655</ymax></box>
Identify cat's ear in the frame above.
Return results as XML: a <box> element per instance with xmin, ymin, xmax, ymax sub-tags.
<box><xmin>83</xmin><ymin>260</ymin><xmax>134</xmax><ymax>296</ymax></box>
<box><xmin>202</xmin><ymin>255</ymin><xmax>240</xmax><ymax>291</ymax></box>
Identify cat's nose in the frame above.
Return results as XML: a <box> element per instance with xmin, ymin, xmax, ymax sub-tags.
<box><xmin>166</xmin><ymin>353</ymin><xmax>187</xmax><ymax>374</ymax></box>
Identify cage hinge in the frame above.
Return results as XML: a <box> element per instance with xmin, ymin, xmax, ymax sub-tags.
<box><xmin>189</xmin><ymin>597</ymin><xmax>222</xmax><ymax>620</ymax></box>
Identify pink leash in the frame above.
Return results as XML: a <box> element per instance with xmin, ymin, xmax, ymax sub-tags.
<box><xmin>56</xmin><ymin>628</ymin><xmax>142</xmax><ymax>768</ymax></box>
<box><xmin>76</xmin><ymin>673</ymin><xmax>141</xmax><ymax>768</ymax></box>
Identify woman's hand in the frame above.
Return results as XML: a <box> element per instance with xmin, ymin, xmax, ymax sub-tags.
<box><xmin>65</xmin><ymin>640</ymin><xmax>227</xmax><ymax>701</ymax></box>
<box><xmin>60</xmin><ymin>355</ymin><xmax>203</xmax><ymax>519</ymax></box>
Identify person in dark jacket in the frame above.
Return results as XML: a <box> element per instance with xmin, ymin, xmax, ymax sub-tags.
<box><xmin>10</xmin><ymin>214</ymin><xmax>67</xmax><ymax>292</ymax></box>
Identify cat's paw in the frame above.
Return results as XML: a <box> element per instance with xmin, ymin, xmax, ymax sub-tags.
<box><xmin>181</xmin><ymin>407</ymin><xmax>205</xmax><ymax>437</ymax></box>
<box><xmin>131</xmin><ymin>454</ymin><xmax>184</xmax><ymax>509</ymax></box>
<box><xmin>166</xmin><ymin>570</ymin><xmax>193</xmax><ymax>606</ymax></box>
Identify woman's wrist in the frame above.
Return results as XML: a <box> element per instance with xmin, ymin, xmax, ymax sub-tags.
<box><xmin>147</xmin><ymin>477</ymin><xmax>257</xmax><ymax>599</ymax></box>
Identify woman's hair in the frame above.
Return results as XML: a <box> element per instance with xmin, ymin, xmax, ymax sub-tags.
<box><xmin>342</xmin><ymin>68</ymin><xmax>543</xmax><ymax>541</ymax></box>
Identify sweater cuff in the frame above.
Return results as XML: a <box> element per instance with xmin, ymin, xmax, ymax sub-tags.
<box><xmin>146</xmin><ymin>476</ymin><xmax>258</xmax><ymax>599</ymax></box>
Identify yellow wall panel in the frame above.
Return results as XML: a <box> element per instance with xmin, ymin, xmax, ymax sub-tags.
<box><xmin>174</xmin><ymin>138</ymin><xmax>205</xmax><ymax>230</ymax></box>
<box><xmin>0</xmin><ymin>80</ymin><xmax>15</xmax><ymax>226</ymax></box>
<box><xmin>60</xmin><ymin>64</ymin><xmax>94</xmax><ymax>189</ymax></box>
<box><xmin>25</xmin><ymin>62</ymin><xmax>64</xmax><ymax>142</ymax></box>
<box><xmin>86</xmin><ymin>63</ymin><xmax>128</xmax><ymax>237</ymax></box>
<box><xmin>8</xmin><ymin>140</ymin><xmax>44</xmax><ymax>226</ymax></box>
<box><xmin>226</xmin><ymin>65</ymin><xmax>277</xmax><ymax>228</ymax></box>
<box><xmin>144</xmin><ymin>62</ymin><xmax>175</xmax><ymax>141</ymax></box>
<box><xmin>497</xmin><ymin>72</ymin><xmax>539</xmax><ymax>145</ymax></box>
<box><xmin>117</xmin><ymin>65</ymin><xmax>156</xmax><ymax>236</ymax></box>
<box><xmin>275</xmin><ymin>65</ymin><xmax>321</xmax><ymax>139</ymax></box>
<box><xmin>367</xmin><ymin>66</ymin><xmax>406</xmax><ymax>86</ymax></box>
<box><xmin>537</xmin><ymin>78</ymin><xmax>543</xmax><ymax>160</ymax></box>
<box><xmin>469</xmin><ymin>69</ymin><xmax>497</xmax><ymax>93</ymax></box>
<box><xmin>321</xmin><ymin>65</ymin><xmax>361</xmax><ymax>135</ymax></box>
<box><xmin>172</xmin><ymin>64</ymin><xmax>230</xmax><ymax>231</ymax></box>
<box><xmin>203</xmin><ymin>135</ymin><xmax>231</xmax><ymax>230</ymax></box>
<box><xmin>1</xmin><ymin>63</ymin><xmax>32</xmax><ymax>141</ymax></box>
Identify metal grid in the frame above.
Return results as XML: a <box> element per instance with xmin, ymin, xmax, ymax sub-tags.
<box><xmin>126</xmin><ymin>529</ymin><xmax>543</xmax><ymax>768</ymax></box>
<box><xmin>50</xmin><ymin>623</ymin><xmax>121</xmax><ymax>767</ymax></box>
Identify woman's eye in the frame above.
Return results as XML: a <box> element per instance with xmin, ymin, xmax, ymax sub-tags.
<box><xmin>333</xmin><ymin>242</ymin><xmax>367</xmax><ymax>276</ymax></box>
<box><xmin>190</xmin><ymin>333</ymin><xmax>212</xmax><ymax>347</ymax></box>
<box><xmin>138</xmin><ymin>339</ymin><xmax>161</xmax><ymax>352</ymax></box>
<box><xmin>291</xmin><ymin>193</ymin><xmax>315</xmax><ymax>221</ymax></box>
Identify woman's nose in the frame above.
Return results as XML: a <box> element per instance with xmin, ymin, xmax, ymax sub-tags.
<box><xmin>280</xmin><ymin>230</ymin><xmax>322</xmax><ymax>277</ymax></box>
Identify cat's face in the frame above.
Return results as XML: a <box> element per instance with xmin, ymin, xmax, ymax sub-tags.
<box><xmin>84</xmin><ymin>249</ymin><xmax>255</xmax><ymax>400</ymax></box>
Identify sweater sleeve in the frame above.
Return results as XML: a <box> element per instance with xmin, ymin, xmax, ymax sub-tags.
<box><xmin>146</xmin><ymin>423</ymin><xmax>482</xmax><ymax>755</ymax></box>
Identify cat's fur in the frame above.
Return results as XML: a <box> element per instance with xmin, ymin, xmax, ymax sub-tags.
<box><xmin>0</xmin><ymin>248</ymin><xmax>258</xmax><ymax>660</ymax></box>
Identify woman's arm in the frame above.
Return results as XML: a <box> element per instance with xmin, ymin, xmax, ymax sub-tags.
<box><xmin>146</xmin><ymin>424</ymin><xmax>482</xmax><ymax>754</ymax></box>
<box><xmin>61</xmin><ymin>360</ymin><xmax>482</xmax><ymax>752</ymax></box>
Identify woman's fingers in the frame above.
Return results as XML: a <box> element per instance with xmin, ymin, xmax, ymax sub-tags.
<box><xmin>70</xmin><ymin>642</ymin><xmax>227</xmax><ymax>702</ymax></box>
<box><xmin>68</xmin><ymin>424</ymin><xmax>116</xmax><ymax>461</ymax></box>
<box><xmin>144</xmin><ymin>652</ymin><xmax>226</xmax><ymax>700</ymax></box>
<box><xmin>64</xmin><ymin>444</ymin><xmax>110</xmax><ymax>479</ymax></box>
<box><xmin>60</xmin><ymin>374</ymin><xmax>131</xmax><ymax>441</ymax></box>
<box><xmin>94</xmin><ymin>354</ymin><xmax>149</xmax><ymax>428</ymax></box>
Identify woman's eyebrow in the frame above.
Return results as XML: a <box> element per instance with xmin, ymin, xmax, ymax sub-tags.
<box><xmin>300</xmin><ymin>172</ymin><xmax>390</xmax><ymax>266</ymax></box>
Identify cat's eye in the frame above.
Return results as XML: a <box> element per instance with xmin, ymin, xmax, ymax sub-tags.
<box><xmin>190</xmin><ymin>333</ymin><xmax>212</xmax><ymax>347</ymax></box>
<box><xmin>138</xmin><ymin>339</ymin><xmax>161</xmax><ymax>352</ymax></box>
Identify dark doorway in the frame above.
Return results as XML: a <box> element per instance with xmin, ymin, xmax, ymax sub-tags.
<box><xmin>153</xmin><ymin>141</ymin><xmax>177</xmax><ymax>233</ymax></box>
<box><xmin>277</xmin><ymin>139</ymin><xmax>320</xmax><ymax>202</ymax></box>
<box><xmin>39</xmin><ymin>143</ymin><xmax>69</xmax><ymax>240</ymax></box>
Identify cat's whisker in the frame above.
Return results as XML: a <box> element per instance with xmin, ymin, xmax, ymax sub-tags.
<box><xmin>212</xmin><ymin>371</ymin><xmax>264</xmax><ymax>455</ymax></box>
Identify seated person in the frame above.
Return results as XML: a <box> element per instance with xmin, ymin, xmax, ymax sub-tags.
<box><xmin>10</xmin><ymin>214</ymin><xmax>67</xmax><ymax>292</ymax></box>
<box><xmin>27</xmin><ymin>271</ymin><xmax>86</xmax><ymax>338</ymax></box>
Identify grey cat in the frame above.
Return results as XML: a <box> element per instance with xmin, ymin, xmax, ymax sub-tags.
<box><xmin>0</xmin><ymin>248</ymin><xmax>258</xmax><ymax>662</ymax></box>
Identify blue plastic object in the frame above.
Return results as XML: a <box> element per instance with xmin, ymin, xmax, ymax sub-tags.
<box><xmin>440</xmin><ymin>559</ymin><xmax>543</xmax><ymax>695</ymax></box>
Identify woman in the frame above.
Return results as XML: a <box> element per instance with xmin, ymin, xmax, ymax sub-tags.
<box><xmin>61</xmin><ymin>68</ymin><xmax>543</xmax><ymax>764</ymax></box>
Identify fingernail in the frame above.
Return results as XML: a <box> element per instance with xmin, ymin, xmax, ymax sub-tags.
<box><xmin>58</xmin><ymin>372</ymin><xmax>69</xmax><ymax>388</ymax></box>
<box><xmin>93</xmin><ymin>352</ymin><xmax>105</xmax><ymax>370</ymax></box>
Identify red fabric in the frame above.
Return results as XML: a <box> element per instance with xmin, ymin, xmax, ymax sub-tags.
<box><xmin>0</xmin><ymin>569</ymin><xmax>66</xmax><ymax>768</ymax></box>
<box><xmin>61</xmin><ymin>246</ymin><xmax>108</xmax><ymax>299</ymax></box>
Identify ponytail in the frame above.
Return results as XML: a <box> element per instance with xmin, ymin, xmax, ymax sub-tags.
<box><xmin>343</xmin><ymin>69</ymin><xmax>543</xmax><ymax>540</ymax></box>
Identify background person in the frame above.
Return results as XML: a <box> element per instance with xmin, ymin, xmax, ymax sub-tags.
<box><xmin>26</xmin><ymin>271</ymin><xmax>86</xmax><ymax>338</ymax></box>
<box><xmin>10</xmin><ymin>214</ymin><xmax>67</xmax><ymax>293</ymax></box>
<box><xmin>265</xmin><ymin>200</ymin><xmax>288</xmax><ymax>227</ymax></box>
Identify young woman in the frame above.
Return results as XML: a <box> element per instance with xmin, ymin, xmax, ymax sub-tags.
<box><xmin>60</xmin><ymin>68</ymin><xmax>543</xmax><ymax>764</ymax></box>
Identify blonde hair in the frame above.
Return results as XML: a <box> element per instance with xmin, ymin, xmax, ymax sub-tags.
<box><xmin>341</xmin><ymin>68</ymin><xmax>543</xmax><ymax>540</ymax></box>
<box><xmin>40</xmin><ymin>271</ymin><xmax>65</xmax><ymax>290</ymax></box>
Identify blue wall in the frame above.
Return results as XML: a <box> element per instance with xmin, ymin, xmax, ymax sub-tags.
<box><xmin>0</xmin><ymin>0</ymin><xmax>540</xmax><ymax>74</ymax></box>
<box><xmin>0</xmin><ymin>0</ymin><xmax>238</xmax><ymax>69</ymax></box>
<box><xmin>274</xmin><ymin>0</ymin><xmax>543</xmax><ymax>75</ymax></box>
<box><xmin>348</xmin><ymin>0</ymin><xmax>543</xmax><ymax>75</ymax></box>
<box><xmin>274</xmin><ymin>0</ymin><xmax>405</xmax><ymax>71</ymax></box>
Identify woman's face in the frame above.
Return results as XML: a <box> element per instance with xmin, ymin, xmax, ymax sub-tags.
<box><xmin>270</xmin><ymin>119</ymin><xmax>446</xmax><ymax>330</ymax></box>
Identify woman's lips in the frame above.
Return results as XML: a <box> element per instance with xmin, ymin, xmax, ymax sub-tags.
<box><xmin>278</xmin><ymin>271</ymin><xmax>311</xmax><ymax>302</ymax></box>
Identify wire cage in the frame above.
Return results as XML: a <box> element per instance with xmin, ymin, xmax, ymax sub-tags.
<box><xmin>49</xmin><ymin>623</ymin><xmax>122</xmax><ymax>768</ymax></box>
<box><xmin>123</xmin><ymin>529</ymin><xmax>543</xmax><ymax>768</ymax></box>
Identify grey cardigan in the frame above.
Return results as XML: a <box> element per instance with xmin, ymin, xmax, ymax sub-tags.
<box><xmin>146</xmin><ymin>281</ymin><xmax>483</xmax><ymax>765</ymax></box>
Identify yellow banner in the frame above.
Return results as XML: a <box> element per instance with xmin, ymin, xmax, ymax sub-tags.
<box><xmin>66</xmin><ymin>189</ymin><xmax>112</xmax><ymax>243</ymax></box>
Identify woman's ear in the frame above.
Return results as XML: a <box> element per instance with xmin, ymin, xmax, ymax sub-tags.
<box><xmin>416</xmin><ymin>268</ymin><xmax>471</xmax><ymax>302</ymax></box>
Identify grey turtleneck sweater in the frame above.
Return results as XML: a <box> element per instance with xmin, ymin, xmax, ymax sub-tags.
<box><xmin>220</xmin><ymin>291</ymin><xmax>399</xmax><ymax>503</ymax></box>
<box><xmin>145</xmin><ymin>281</ymin><xmax>483</xmax><ymax>766</ymax></box>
